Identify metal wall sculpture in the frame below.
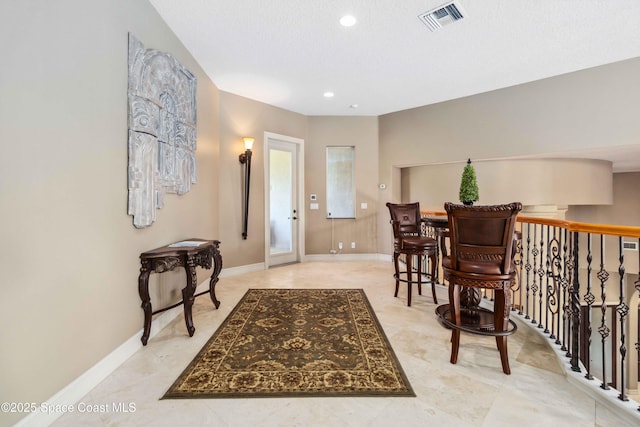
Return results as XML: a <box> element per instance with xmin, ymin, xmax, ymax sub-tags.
<box><xmin>127</xmin><ymin>34</ymin><xmax>197</xmax><ymax>228</ymax></box>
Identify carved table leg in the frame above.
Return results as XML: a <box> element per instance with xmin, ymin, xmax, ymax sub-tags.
<box><xmin>183</xmin><ymin>255</ymin><xmax>197</xmax><ymax>337</ymax></box>
<box><xmin>138</xmin><ymin>266</ymin><xmax>152</xmax><ymax>346</ymax></box>
<box><xmin>208</xmin><ymin>247</ymin><xmax>222</xmax><ymax>309</ymax></box>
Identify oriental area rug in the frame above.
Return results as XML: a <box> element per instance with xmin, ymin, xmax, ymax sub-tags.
<box><xmin>163</xmin><ymin>289</ymin><xmax>414</xmax><ymax>398</ymax></box>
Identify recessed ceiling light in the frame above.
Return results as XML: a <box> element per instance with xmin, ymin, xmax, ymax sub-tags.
<box><xmin>339</xmin><ymin>15</ymin><xmax>357</xmax><ymax>27</ymax></box>
<box><xmin>324</xmin><ymin>91</ymin><xmax>335</xmax><ymax>98</ymax></box>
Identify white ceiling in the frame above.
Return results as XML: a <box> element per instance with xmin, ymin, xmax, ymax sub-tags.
<box><xmin>149</xmin><ymin>0</ymin><xmax>640</xmax><ymax>171</ymax></box>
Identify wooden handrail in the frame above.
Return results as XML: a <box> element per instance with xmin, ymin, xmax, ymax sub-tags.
<box><xmin>420</xmin><ymin>210</ymin><xmax>447</xmax><ymax>217</ymax></box>
<box><xmin>421</xmin><ymin>210</ymin><xmax>640</xmax><ymax>238</ymax></box>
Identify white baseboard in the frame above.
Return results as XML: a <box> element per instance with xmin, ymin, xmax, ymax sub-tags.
<box><xmin>13</xmin><ymin>277</ymin><xmax>218</xmax><ymax>427</ymax></box>
<box><xmin>219</xmin><ymin>262</ymin><xmax>265</xmax><ymax>277</ymax></box>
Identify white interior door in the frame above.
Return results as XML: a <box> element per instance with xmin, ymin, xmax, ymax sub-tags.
<box><xmin>265</xmin><ymin>133</ymin><xmax>304</xmax><ymax>267</ymax></box>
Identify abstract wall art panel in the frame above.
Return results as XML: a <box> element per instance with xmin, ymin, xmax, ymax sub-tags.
<box><xmin>127</xmin><ymin>34</ymin><xmax>197</xmax><ymax>228</ymax></box>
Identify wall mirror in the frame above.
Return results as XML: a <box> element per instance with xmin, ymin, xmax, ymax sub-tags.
<box><xmin>326</xmin><ymin>146</ymin><xmax>355</xmax><ymax>218</ymax></box>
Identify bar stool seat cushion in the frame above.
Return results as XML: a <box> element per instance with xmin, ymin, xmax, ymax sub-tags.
<box><xmin>397</xmin><ymin>236</ymin><xmax>437</xmax><ymax>251</ymax></box>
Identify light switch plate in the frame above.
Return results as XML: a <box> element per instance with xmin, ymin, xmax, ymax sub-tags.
<box><xmin>310</xmin><ymin>203</ymin><xmax>319</xmax><ymax>210</ymax></box>
<box><xmin>360</xmin><ymin>202</ymin><xmax>368</xmax><ymax>209</ymax></box>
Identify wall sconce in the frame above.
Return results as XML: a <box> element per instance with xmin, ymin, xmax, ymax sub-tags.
<box><xmin>239</xmin><ymin>137</ymin><xmax>254</xmax><ymax>239</ymax></box>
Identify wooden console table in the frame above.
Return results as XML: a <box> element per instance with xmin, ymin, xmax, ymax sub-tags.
<box><xmin>138</xmin><ymin>239</ymin><xmax>222</xmax><ymax>345</ymax></box>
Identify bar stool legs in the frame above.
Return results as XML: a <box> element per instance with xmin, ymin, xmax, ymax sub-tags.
<box><xmin>393</xmin><ymin>252</ymin><xmax>437</xmax><ymax>307</ymax></box>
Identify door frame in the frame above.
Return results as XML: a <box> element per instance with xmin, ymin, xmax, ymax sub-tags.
<box><xmin>263</xmin><ymin>131</ymin><xmax>305</xmax><ymax>268</ymax></box>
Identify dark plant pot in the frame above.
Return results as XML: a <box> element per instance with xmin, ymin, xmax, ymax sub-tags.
<box><xmin>462</xmin><ymin>200</ymin><xmax>474</xmax><ymax>206</ymax></box>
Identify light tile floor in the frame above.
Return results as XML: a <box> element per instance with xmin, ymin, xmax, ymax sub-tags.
<box><xmin>54</xmin><ymin>261</ymin><xmax>634</xmax><ymax>426</ymax></box>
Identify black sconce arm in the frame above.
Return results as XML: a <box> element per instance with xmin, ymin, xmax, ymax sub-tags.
<box><xmin>239</xmin><ymin>149</ymin><xmax>252</xmax><ymax>239</ymax></box>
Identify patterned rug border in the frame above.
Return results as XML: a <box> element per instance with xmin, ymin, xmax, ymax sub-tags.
<box><xmin>162</xmin><ymin>289</ymin><xmax>415</xmax><ymax>399</ymax></box>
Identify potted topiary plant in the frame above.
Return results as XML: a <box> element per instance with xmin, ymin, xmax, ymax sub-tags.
<box><xmin>459</xmin><ymin>158</ymin><xmax>479</xmax><ymax>205</ymax></box>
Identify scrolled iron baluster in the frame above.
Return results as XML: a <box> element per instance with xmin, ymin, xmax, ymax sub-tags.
<box><xmin>531</xmin><ymin>224</ymin><xmax>539</xmax><ymax>324</ymax></box>
<box><xmin>616</xmin><ymin>236</ymin><xmax>629</xmax><ymax>402</ymax></box>
<box><xmin>584</xmin><ymin>233</ymin><xmax>594</xmax><ymax>380</ymax></box>
<box><xmin>545</xmin><ymin>225</ymin><xmax>551</xmax><ymax>333</ymax></box>
<box><xmin>561</xmin><ymin>228</ymin><xmax>570</xmax><ymax>352</ymax></box>
<box><xmin>525</xmin><ymin>223</ymin><xmax>532</xmax><ymax>320</ymax></box>
<box><xmin>419</xmin><ymin>217</ymin><xmax>428</xmax><ymax>278</ymax></box>
<box><xmin>547</xmin><ymin>226</ymin><xmax>561</xmax><ymax>343</ymax></box>
<box><xmin>538</xmin><ymin>225</ymin><xmax>545</xmax><ymax>329</ymax></box>
<box><xmin>596</xmin><ymin>235</ymin><xmax>610</xmax><ymax>390</ymax></box>
<box><xmin>570</xmin><ymin>231</ymin><xmax>581</xmax><ymax>373</ymax></box>
<box><xmin>566</xmin><ymin>232</ymin><xmax>576</xmax><ymax>359</ymax></box>
<box><xmin>513</xmin><ymin>234</ymin><xmax>524</xmax><ymax>314</ymax></box>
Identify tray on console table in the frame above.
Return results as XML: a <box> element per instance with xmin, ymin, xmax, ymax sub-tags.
<box><xmin>138</xmin><ymin>238</ymin><xmax>222</xmax><ymax>345</ymax></box>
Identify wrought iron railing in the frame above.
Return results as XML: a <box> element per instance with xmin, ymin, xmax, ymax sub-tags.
<box><xmin>421</xmin><ymin>210</ymin><xmax>640</xmax><ymax>422</ymax></box>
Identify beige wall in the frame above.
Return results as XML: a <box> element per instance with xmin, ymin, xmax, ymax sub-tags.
<box><xmin>215</xmin><ymin>102</ymin><xmax>382</xmax><ymax>264</ymax></box>
<box><xmin>218</xmin><ymin>92</ymin><xmax>307</xmax><ymax>267</ymax></box>
<box><xmin>305</xmin><ymin>117</ymin><xmax>379</xmax><ymax>255</ymax></box>
<box><xmin>3</xmin><ymin>1</ymin><xmax>640</xmax><ymax>424</ymax></box>
<box><xmin>402</xmin><ymin>158</ymin><xmax>613</xmax><ymax>210</ymax></box>
<box><xmin>0</xmin><ymin>1</ymin><xmax>220</xmax><ymax>425</ymax></box>
<box><xmin>216</xmin><ymin>104</ymin><xmax>381</xmax><ymax>262</ymax></box>
<box><xmin>379</xmin><ymin>57</ymin><xmax>640</xmax><ymax>253</ymax></box>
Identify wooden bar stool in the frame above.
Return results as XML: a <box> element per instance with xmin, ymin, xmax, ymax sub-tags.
<box><xmin>437</xmin><ymin>202</ymin><xmax>522</xmax><ymax>374</ymax></box>
<box><xmin>386</xmin><ymin>202</ymin><xmax>438</xmax><ymax>306</ymax></box>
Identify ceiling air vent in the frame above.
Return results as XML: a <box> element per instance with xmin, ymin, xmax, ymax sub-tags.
<box><xmin>418</xmin><ymin>2</ymin><xmax>465</xmax><ymax>32</ymax></box>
